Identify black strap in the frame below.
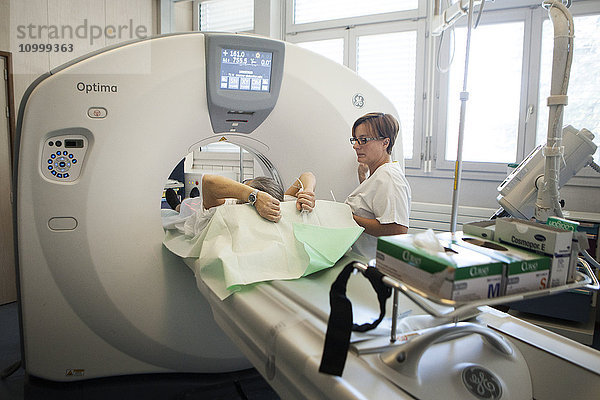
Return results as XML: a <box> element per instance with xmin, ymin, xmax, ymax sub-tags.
<box><xmin>353</xmin><ymin>266</ymin><xmax>392</xmax><ymax>332</ymax></box>
<box><xmin>319</xmin><ymin>262</ymin><xmax>392</xmax><ymax>376</ymax></box>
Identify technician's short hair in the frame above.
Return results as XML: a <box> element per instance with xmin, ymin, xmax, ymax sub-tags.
<box><xmin>245</xmin><ymin>177</ymin><xmax>284</xmax><ymax>201</ymax></box>
<box><xmin>352</xmin><ymin>112</ymin><xmax>400</xmax><ymax>155</ymax></box>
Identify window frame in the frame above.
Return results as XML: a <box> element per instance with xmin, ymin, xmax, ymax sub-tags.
<box><xmin>285</xmin><ymin>0</ymin><xmax>426</xmax><ymax>35</ymax></box>
<box><xmin>434</xmin><ymin>8</ymin><xmax>534</xmax><ymax>177</ymax></box>
<box><xmin>196</xmin><ymin>0</ymin><xmax>255</xmax><ymax>33</ymax></box>
<box><xmin>349</xmin><ymin>20</ymin><xmax>426</xmax><ymax>167</ymax></box>
<box><xmin>285</xmin><ymin>28</ymin><xmax>350</xmax><ymax>67</ymax></box>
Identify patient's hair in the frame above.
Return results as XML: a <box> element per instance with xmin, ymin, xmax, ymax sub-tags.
<box><xmin>246</xmin><ymin>177</ymin><xmax>284</xmax><ymax>201</ymax></box>
<box><xmin>352</xmin><ymin>112</ymin><xmax>400</xmax><ymax>155</ymax></box>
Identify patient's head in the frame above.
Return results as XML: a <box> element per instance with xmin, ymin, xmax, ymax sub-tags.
<box><xmin>245</xmin><ymin>177</ymin><xmax>284</xmax><ymax>201</ymax></box>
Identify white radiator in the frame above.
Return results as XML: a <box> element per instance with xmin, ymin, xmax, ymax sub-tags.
<box><xmin>408</xmin><ymin>202</ymin><xmax>496</xmax><ymax>234</ymax></box>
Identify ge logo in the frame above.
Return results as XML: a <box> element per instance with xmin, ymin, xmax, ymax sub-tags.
<box><xmin>462</xmin><ymin>366</ymin><xmax>502</xmax><ymax>400</ymax></box>
<box><xmin>352</xmin><ymin>93</ymin><xmax>365</xmax><ymax>108</ymax></box>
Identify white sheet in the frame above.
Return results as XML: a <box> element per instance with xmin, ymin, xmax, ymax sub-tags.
<box><xmin>163</xmin><ymin>200</ymin><xmax>363</xmax><ymax>299</ymax></box>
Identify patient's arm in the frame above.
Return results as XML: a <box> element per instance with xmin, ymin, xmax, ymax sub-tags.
<box><xmin>284</xmin><ymin>172</ymin><xmax>316</xmax><ymax>212</ymax></box>
<box><xmin>202</xmin><ymin>174</ymin><xmax>281</xmax><ymax>222</ymax></box>
<box><xmin>352</xmin><ymin>214</ymin><xmax>408</xmax><ymax>236</ymax></box>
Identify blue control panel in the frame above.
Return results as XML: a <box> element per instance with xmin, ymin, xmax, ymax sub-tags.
<box><xmin>41</xmin><ymin>135</ymin><xmax>88</xmax><ymax>182</ymax></box>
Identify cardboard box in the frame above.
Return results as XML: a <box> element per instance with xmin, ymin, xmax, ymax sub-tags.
<box><xmin>495</xmin><ymin>218</ymin><xmax>572</xmax><ymax>287</ymax></box>
<box><xmin>463</xmin><ymin>220</ymin><xmax>496</xmax><ymax>241</ymax></box>
<box><xmin>437</xmin><ymin>232</ymin><xmax>550</xmax><ymax>295</ymax></box>
<box><xmin>546</xmin><ymin>216</ymin><xmax>579</xmax><ymax>232</ymax></box>
<box><xmin>376</xmin><ymin>234</ymin><xmax>504</xmax><ymax>301</ymax></box>
<box><xmin>547</xmin><ymin>216</ymin><xmax>585</xmax><ymax>283</ymax></box>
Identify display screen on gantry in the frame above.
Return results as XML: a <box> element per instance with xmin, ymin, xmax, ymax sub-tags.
<box><xmin>219</xmin><ymin>49</ymin><xmax>273</xmax><ymax>92</ymax></box>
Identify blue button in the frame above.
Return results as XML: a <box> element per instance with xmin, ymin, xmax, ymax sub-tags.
<box><xmin>57</xmin><ymin>173</ymin><xmax>63</xmax><ymax>178</ymax></box>
<box><xmin>63</xmin><ymin>151</ymin><xmax>68</xmax><ymax>155</ymax></box>
<box><xmin>72</xmin><ymin>159</ymin><xmax>77</xmax><ymax>164</ymax></box>
<box><xmin>48</xmin><ymin>166</ymin><xmax>52</xmax><ymax>170</ymax></box>
<box><xmin>51</xmin><ymin>170</ymin><xmax>57</xmax><ymax>175</ymax></box>
<box><xmin>47</xmin><ymin>159</ymin><xmax>52</xmax><ymax>164</ymax></box>
<box><xmin>68</xmin><ymin>154</ymin><xmax>73</xmax><ymax>159</ymax></box>
<box><xmin>51</xmin><ymin>154</ymin><xmax>56</xmax><ymax>159</ymax></box>
<box><xmin>64</xmin><ymin>173</ymin><xmax>69</xmax><ymax>178</ymax></box>
<box><xmin>56</xmin><ymin>151</ymin><xmax>61</xmax><ymax>156</ymax></box>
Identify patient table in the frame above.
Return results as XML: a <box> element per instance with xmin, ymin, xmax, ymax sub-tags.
<box><xmin>187</xmin><ymin>250</ymin><xmax>600</xmax><ymax>399</ymax></box>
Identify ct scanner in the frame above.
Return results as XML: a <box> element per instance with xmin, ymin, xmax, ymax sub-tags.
<box><xmin>13</xmin><ymin>32</ymin><xmax>600</xmax><ymax>399</ymax></box>
<box><xmin>14</xmin><ymin>32</ymin><xmax>398</xmax><ymax>380</ymax></box>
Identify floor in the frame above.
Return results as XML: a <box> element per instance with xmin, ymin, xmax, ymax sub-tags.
<box><xmin>0</xmin><ymin>302</ymin><xmax>280</xmax><ymax>400</ymax></box>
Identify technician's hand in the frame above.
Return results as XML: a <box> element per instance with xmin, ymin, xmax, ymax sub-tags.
<box><xmin>254</xmin><ymin>191</ymin><xmax>281</xmax><ymax>222</ymax></box>
<box><xmin>358</xmin><ymin>163</ymin><xmax>369</xmax><ymax>183</ymax></box>
<box><xmin>295</xmin><ymin>190</ymin><xmax>315</xmax><ymax>213</ymax></box>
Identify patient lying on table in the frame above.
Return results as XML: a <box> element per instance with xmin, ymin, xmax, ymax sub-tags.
<box><xmin>161</xmin><ymin>172</ymin><xmax>364</xmax><ymax>299</ymax></box>
<box><xmin>162</xmin><ymin>172</ymin><xmax>316</xmax><ymax>237</ymax></box>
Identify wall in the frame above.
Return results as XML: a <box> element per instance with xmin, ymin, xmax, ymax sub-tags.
<box><xmin>0</xmin><ymin>1</ymin><xmax>8</xmax><ymax>50</ymax></box>
<box><xmin>408</xmin><ymin>174</ymin><xmax>600</xmax><ymax>215</ymax></box>
<box><xmin>0</xmin><ymin>0</ymin><xmax>157</xmax><ymax>109</ymax></box>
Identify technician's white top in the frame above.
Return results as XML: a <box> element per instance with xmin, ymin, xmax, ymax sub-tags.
<box><xmin>345</xmin><ymin>161</ymin><xmax>411</xmax><ymax>257</ymax></box>
<box><xmin>345</xmin><ymin>161</ymin><xmax>411</xmax><ymax>225</ymax></box>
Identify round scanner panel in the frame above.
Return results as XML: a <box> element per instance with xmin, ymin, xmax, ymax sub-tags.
<box><xmin>41</xmin><ymin>134</ymin><xmax>88</xmax><ymax>182</ymax></box>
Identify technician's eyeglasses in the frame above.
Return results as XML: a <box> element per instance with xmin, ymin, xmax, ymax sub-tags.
<box><xmin>349</xmin><ymin>137</ymin><xmax>382</xmax><ymax>145</ymax></box>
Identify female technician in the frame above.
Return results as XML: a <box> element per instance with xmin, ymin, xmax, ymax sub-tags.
<box><xmin>345</xmin><ymin>112</ymin><xmax>411</xmax><ymax>255</ymax></box>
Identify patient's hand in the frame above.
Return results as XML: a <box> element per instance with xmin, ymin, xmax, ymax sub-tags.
<box><xmin>295</xmin><ymin>190</ymin><xmax>315</xmax><ymax>212</ymax></box>
<box><xmin>254</xmin><ymin>191</ymin><xmax>281</xmax><ymax>222</ymax></box>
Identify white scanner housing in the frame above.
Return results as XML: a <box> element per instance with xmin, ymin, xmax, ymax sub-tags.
<box><xmin>14</xmin><ymin>32</ymin><xmax>400</xmax><ymax>381</ymax></box>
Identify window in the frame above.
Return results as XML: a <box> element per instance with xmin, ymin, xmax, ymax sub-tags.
<box><xmin>356</xmin><ymin>30</ymin><xmax>417</xmax><ymax>160</ymax></box>
<box><xmin>289</xmin><ymin>18</ymin><xmax>423</xmax><ymax>163</ymax></box>
<box><xmin>283</xmin><ymin>0</ymin><xmax>600</xmax><ymax>195</ymax></box>
<box><xmin>295</xmin><ymin>38</ymin><xmax>344</xmax><ymax>65</ymax></box>
<box><xmin>293</xmin><ymin>0</ymin><xmax>418</xmax><ymax>25</ymax></box>
<box><xmin>199</xmin><ymin>0</ymin><xmax>254</xmax><ymax>32</ymax></box>
<box><xmin>536</xmin><ymin>13</ymin><xmax>600</xmax><ymax>163</ymax></box>
<box><xmin>444</xmin><ymin>21</ymin><xmax>525</xmax><ymax>163</ymax></box>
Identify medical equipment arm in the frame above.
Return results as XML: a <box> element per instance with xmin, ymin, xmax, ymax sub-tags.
<box><xmin>496</xmin><ymin>2</ymin><xmax>597</xmax><ymax>221</ymax></box>
<box><xmin>431</xmin><ymin>0</ymin><xmax>485</xmax><ymax>36</ymax></box>
<box><xmin>536</xmin><ymin>0</ymin><xmax>575</xmax><ymax>222</ymax></box>
<box><xmin>496</xmin><ymin>125</ymin><xmax>596</xmax><ymax>220</ymax></box>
